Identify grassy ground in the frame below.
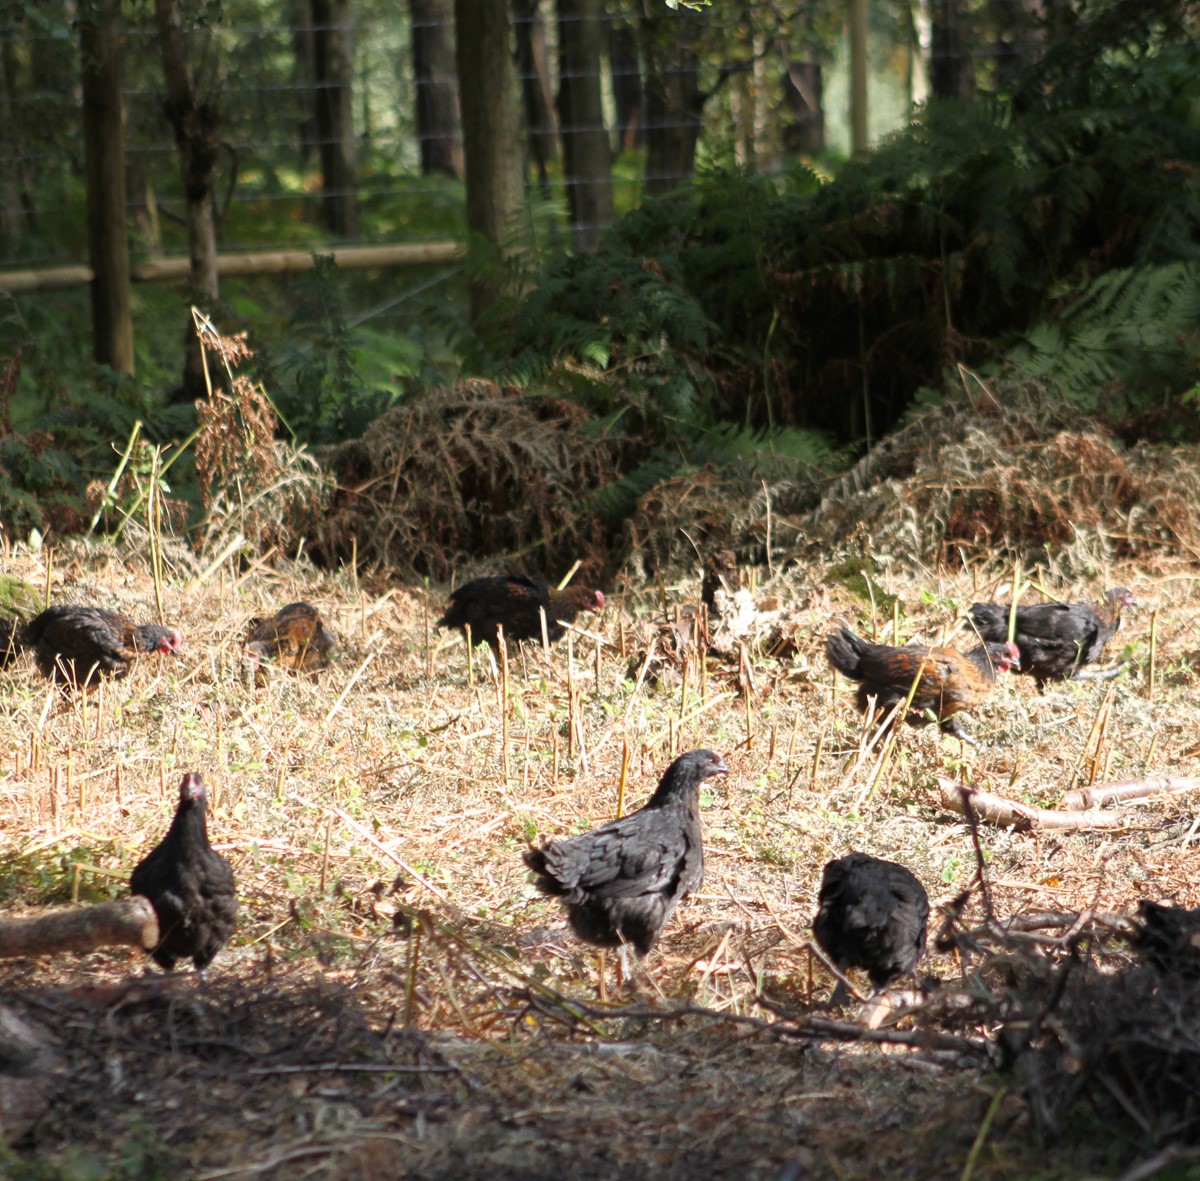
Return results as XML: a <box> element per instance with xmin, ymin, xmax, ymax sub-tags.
<box><xmin>1</xmin><ymin>538</ymin><xmax>1198</xmax><ymax>1180</ymax></box>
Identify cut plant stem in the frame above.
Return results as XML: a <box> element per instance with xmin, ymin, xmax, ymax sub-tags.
<box><xmin>1067</xmin><ymin>684</ymin><xmax>1116</xmax><ymax>794</ymax></box>
<box><xmin>1148</xmin><ymin>605</ymin><xmax>1159</xmax><ymax>701</ymax></box>
<box><xmin>617</xmin><ymin>737</ymin><xmax>630</xmax><ymax>818</ymax></box>
<box><xmin>499</xmin><ymin>632</ymin><xmax>510</xmax><ymax>786</ymax></box>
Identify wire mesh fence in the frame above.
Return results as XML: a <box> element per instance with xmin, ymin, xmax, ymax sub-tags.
<box><xmin>0</xmin><ymin>1</ymin><xmax>929</xmax><ymax>276</ymax></box>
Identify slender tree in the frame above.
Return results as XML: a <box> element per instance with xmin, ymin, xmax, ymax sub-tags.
<box><xmin>931</xmin><ymin>0</ymin><xmax>974</xmax><ymax>98</ymax></box>
<box><xmin>641</xmin><ymin>5</ymin><xmax>705</xmax><ymax>198</ymax></box>
<box><xmin>454</xmin><ymin>0</ymin><xmax>523</xmax><ymax>323</ymax></box>
<box><xmin>848</xmin><ymin>0</ymin><xmax>868</xmax><ymax>150</ymax></box>
<box><xmin>557</xmin><ymin>0</ymin><xmax>613</xmax><ymax>247</ymax></box>
<box><xmin>513</xmin><ymin>0</ymin><xmax>558</xmax><ymax>191</ymax></box>
<box><xmin>80</xmin><ymin>0</ymin><xmax>133</xmax><ymax>374</ymax></box>
<box><xmin>156</xmin><ymin>0</ymin><xmax>221</xmax><ymax>401</ymax></box>
<box><xmin>312</xmin><ymin>0</ymin><xmax>356</xmax><ymax>236</ymax></box>
<box><xmin>609</xmin><ymin>18</ymin><xmax>642</xmax><ymax>154</ymax></box>
<box><xmin>410</xmin><ymin>0</ymin><xmax>463</xmax><ymax>178</ymax></box>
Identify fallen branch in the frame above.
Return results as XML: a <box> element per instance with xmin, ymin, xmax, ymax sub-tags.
<box><xmin>938</xmin><ymin>781</ymin><xmax>1128</xmax><ymax>831</ymax></box>
<box><xmin>0</xmin><ymin>897</ymin><xmax>159</xmax><ymax>959</ymax></box>
<box><xmin>1059</xmin><ymin>776</ymin><xmax>1200</xmax><ymax>811</ymax></box>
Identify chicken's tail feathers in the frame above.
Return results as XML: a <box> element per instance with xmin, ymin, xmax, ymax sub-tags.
<box><xmin>523</xmin><ymin>844</ymin><xmax>567</xmax><ymax>897</ymax></box>
<box><xmin>966</xmin><ymin>602</ymin><xmax>1007</xmax><ymax>641</ymax></box>
<box><xmin>825</xmin><ymin>626</ymin><xmax>867</xmax><ymax>679</ymax></box>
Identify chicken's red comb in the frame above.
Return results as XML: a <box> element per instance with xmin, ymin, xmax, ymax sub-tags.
<box><xmin>180</xmin><ymin>772</ymin><xmax>206</xmax><ymax>803</ymax></box>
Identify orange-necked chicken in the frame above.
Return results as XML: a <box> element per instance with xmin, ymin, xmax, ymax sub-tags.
<box><xmin>18</xmin><ymin>605</ymin><xmax>182</xmax><ymax>688</ymax></box>
<box><xmin>437</xmin><ymin>574</ymin><xmax>604</xmax><ymax>652</ymax></box>
<box><xmin>826</xmin><ymin>627</ymin><xmax>1020</xmax><ymax>745</ymax></box>
<box><xmin>968</xmin><ymin>588</ymin><xmax>1134</xmax><ymax>690</ymax></box>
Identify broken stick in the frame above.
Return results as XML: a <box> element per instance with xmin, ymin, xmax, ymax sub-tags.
<box><xmin>938</xmin><ymin>780</ymin><xmax>1127</xmax><ymax>831</ymax></box>
<box><xmin>1059</xmin><ymin>775</ymin><xmax>1200</xmax><ymax>811</ymax></box>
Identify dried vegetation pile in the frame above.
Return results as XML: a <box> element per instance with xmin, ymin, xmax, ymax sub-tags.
<box><xmin>317</xmin><ymin>380</ymin><xmax>618</xmax><ymax>580</ymax></box>
<box><xmin>796</xmin><ymin>379</ymin><xmax>1200</xmax><ymax>572</ymax></box>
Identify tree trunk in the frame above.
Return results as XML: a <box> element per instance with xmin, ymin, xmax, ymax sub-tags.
<box><xmin>781</xmin><ymin>61</ymin><xmax>824</xmax><ymax>155</ymax></box>
<box><xmin>513</xmin><ymin>0</ymin><xmax>557</xmax><ymax>192</ymax></box>
<box><xmin>293</xmin><ymin>0</ymin><xmax>318</xmax><ymax>165</ymax></box>
<box><xmin>410</xmin><ymin>0</ymin><xmax>463</xmax><ymax>178</ymax></box>
<box><xmin>609</xmin><ymin>19</ymin><xmax>642</xmax><ymax>154</ymax></box>
<box><xmin>80</xmin><ymin>0</ymin><xmax>134</xmax><ymax>375</ymax></box>
<box><xmin>557</xmin><ymin>0</ymin><xmax>613</xmax><ymax>248</ymax></box>
<box><xmin>312</xmin><ymin>0</ymin><xmax>357</xmax><ymax>236</ymax></box>
<box><xmin>931</xmin><ymin>0</ymin><xmax>974</xmax><ymax>99</ymax></box>
<box><xmin>454</xmin><ymin>0</ymin><xmax>523</xmax><ymax>324</ymax></box>
<box><xmin>641</xmin><ymin>6</ymin><xmax>705</xmax><ymax>199</ymax></box>
<box><xmin>155</xmin><ymin>0</ymin><xmax>220</xmax><ymax>402</ymax></box>
<box><xmin>848</xmin><ymin>0</ymin><xmax>869</xmax><ymax>151</ymax></box>
<box><xmin>0</xmin><ymin>38</ymin><xmax>27</xmax><ymax>251</ymax></box>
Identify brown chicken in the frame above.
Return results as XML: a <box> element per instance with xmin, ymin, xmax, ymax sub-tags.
<box><xmin>19</xmin><ymin>604</ymin><xmax>182</xmax><ymax>688</ymax></box>
<box><xmin>244</xmin><ymin>602</ymin><xmax>336</xmax><ymax>680</ymax></box>
<box><xmin>826</xmin><ymin>627</ymin><xmax>1020</xmax><ymax>745</ymax></box>
<box><xmin>968</xmin><ymin>588</ymin><xmax>1135</xmax><ymax>690</ymax></box>
<box><xmin>436</xmin><ymin>574</ymin><xmax>604</xmax><ymax>652</ymax></box>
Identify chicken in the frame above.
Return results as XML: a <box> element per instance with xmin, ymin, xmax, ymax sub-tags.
<box><xmin>524</xmin><ymin>749</ymin><xmax>728</xmax><ymax>957</ymax></box>
<box><xmin>826</xmin><ymin>626</ymin><xmax>1020</xmax><ymax>745</ymax></box>
<box><xmin>437</xmin><ymin>574</ymin><xmax>604</xmax><ymax>652</ymax></box>
<box><xmin>130</xmin><ymin>772</ymin><xmax>237</xmax><ymax>973</ymax></box>
<box><xmin>701</xmin><ymin>549</ymin><xmax>741</xmax><ymax>615</ymax></box>
<box><xmin>20</xmin><ymin>605</ymin><xmax>182</xmax><ymax>688</ymax></box>
<box><xmin>245</xmin><ymin>601</ymin><xmax>336</xmax><ymax>680</ymax></box>
<box><xmin>813</xmin><ymin>852</ymin><xmax>929</xmax><ymax>994</ymax></box>
<box><xmin>968</xmin><ymin>588</ymin><xmax>1135</xmax><ymax>689</ymax></box>
<box><xmin>1131</xmin><ymin>900</ymin><xmax>1200</xmax><ymax>979</ymax></box>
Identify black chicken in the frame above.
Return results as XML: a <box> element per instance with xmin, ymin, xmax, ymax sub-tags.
<box><xmin>130</xmin><ymin>772</ymin><xmax>237</xmax><ymax>973</ymax></box>
<box><xmin>245</xmin><ymin>601</ymin><xmax>336</xmax><ymax>680</ymax></box>
<box><xmin>524</xmin><ymin>749</ymin><xmax>729</xmax><ymax>957</ymax></box>
<box><xmin>813</xmin><ymin>852</ymin><xmax>929</xmax><ymax>995</ymax></box>
<box><xmin>437</xmin><ymin>574</ymin><xmax>604</xmax><ymax>652</ymax></box>
<box><xmin>19</xmin><ymin>604</ymin><xmax>182</xmax><ymax>688</ymax></box>
<box><xmin>826</xmin><ymin>627</ymin><xmax>1020</xmax><ymax>745</ymax></box>
<box><xmin>1132</xmin><ymin>899</ymin><xmax>1200</xmax><ymax>979</ymax></box>
<box><xmin>968</xmin><ymin>588</ymin><xmax>1135</xmax><ymax>690</ymax></box>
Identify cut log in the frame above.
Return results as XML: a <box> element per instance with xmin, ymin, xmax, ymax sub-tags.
<box><xmin>0</xmin><ymin>897</ymin><xmax>159</xmax><ymax>959</ymax></box>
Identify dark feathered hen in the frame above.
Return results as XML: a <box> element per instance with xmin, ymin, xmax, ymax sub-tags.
<box><xmin>813</xmin><ymin>852</ymin><xmax>929</xmax><ymax>991</ymax></box>
<box><xmin>245</xmin><ymin>602</ymin><xmax>336</xmax><ymax>679</ymax></box>
<box><xmin>1132</xmin><ymin>900</ymin><xmax>1200</xmax><ymax>980</ymax></box>
<box><xmin>22</xmin><ymin>605</ymin><xmax>182</xmax><ymax>688</ymax></box>
<box><xmin>437</xmin><ymin>574</ymin><xmax>604</xmax><ymax>652</ymax></box>
<box><xmin>826</xmin><ymin>627</ymin><xmax>1020</xmax><ymax>745</ymax></box>
<box><xmin>968</xmin><ymin>588</ymin><xmax>1135</xmax><ymax>690</ymax></box>
<box><xmin>130</xmin><ymin>772</ymin><xmax>237</xmax><ymax>972</ymax></box>
<box><xmin>524</xmin><ymin>749</ymin><xmax>728</xmax><ymax>956</ymax></box>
